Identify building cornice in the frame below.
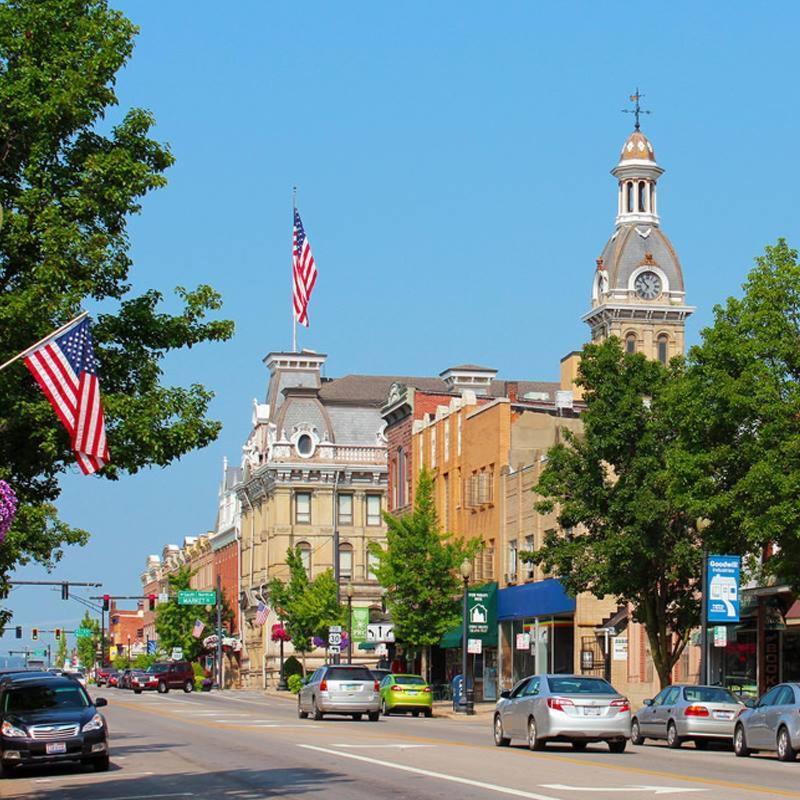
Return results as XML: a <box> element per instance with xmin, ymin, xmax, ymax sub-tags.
<box><xmin>583</xmin><ymin>302</ymin><xmax>696</xmax><ymax>326</ymax></box>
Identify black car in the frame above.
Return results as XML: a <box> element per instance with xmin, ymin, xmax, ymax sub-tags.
<box><xmin>0</xmin><ymin>675</ymin><xmax>109</xmax><ymax>776</ymax></box>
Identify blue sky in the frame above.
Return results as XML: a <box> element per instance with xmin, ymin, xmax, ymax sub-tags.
<box><xmin>6</xmin><ymin>1</ymin><xmax>800</xmax><ymax>656</ymax></box>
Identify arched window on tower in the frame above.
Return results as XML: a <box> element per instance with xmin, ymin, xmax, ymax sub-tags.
<box><xmin>626</xmin><ymin>333</ymin><xmax>637</xmax><ymax>354</ymax></box>
<box><xmin>657</xmin><ymin>334</ymin><xmax>669</xmax><ymax>365</ymax></box>
<box><xmin>638</xmin><ymin>181</ymin><xmax>647</xmax><ymax>212</ymax></box>
<box><xmin>626</xmin><ymin>182</ymin><xmax>634</xmax><ymax>213</ymax></box>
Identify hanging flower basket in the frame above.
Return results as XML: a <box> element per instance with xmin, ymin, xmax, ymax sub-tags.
<box><xmin>0</xmin><ymin>481</ymin><xmax>18</xmax><ymax>544</ymax></box>
<box><xmin>271</xmin><ymin>624</ymin><xmax>290</xmax><ymax>642</ymax></box>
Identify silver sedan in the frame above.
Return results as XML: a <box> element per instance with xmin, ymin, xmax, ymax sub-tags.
<box><xmin>493</xmin><ymin>674</ymin><xmax>631</xmax><ymax>753</ymax></box>
<box><xmin>734</xmin><ymin>682</ymin><xmax>800</xmax><ymax>761</ymax></box>
<box><xmin>631</xmin><ymin>684</ymin><xmax>743</xmax><ymax>749</ymax></box>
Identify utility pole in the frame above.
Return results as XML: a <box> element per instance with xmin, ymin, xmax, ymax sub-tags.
<box><xmin>215</xmin><ymin>574</ymin><xmax>223</xmax><ymax>691</ymax></box>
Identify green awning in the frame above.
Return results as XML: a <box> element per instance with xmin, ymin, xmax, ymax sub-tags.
<box><xmin>439</xmin><ymin>626</ymin><xmax>462</xmax><ymax>649</ymax></box>
<box><xmin>358</xmin><ymin>641</ymin><xmax>376</xmax><ymax>651</ymax></box>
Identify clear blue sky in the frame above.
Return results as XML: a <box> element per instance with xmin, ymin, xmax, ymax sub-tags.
<box><xmin>6</xmin><ymin>1</ymin><xmax>800</xmax><ymax>657</ymax></box>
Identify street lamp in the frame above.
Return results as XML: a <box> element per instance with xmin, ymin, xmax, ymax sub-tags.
<box><xmin>345</xmin><ymin>583</ymin><xmax>354</xmax><ymax>664</ymax></box>
<box><xmin>696</xmin><ymin>517</ymin><xmax>712</xmax><ymax>684</ymax></box>
<box><xmin>126</xmin><ymin>634</ymin><xmax>131</xmax><ymax>663</ymax></box>
<box><xmin>460</xmin><ymin>558</ymin><xmax>474</xmax><ymax>715</ymax></box>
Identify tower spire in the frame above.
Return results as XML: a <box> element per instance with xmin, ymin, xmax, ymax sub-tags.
<box><xmin>622</xmin><ymin>88</ymin><xmax>650</xmax><ymax>131</ymax></box>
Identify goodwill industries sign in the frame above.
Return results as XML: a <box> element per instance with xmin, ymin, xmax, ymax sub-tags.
<box><xmin>706</xmin><ymin>555</ymin><xmax>741</xmax><ymax>623</ymax></box>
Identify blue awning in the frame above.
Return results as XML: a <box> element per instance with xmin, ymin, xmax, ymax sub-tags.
<box><xmin>498</xmin><ymin>579</ymin><xmax>575</xmax><ymax>621</ymax></box>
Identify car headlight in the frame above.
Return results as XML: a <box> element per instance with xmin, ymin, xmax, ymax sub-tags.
<box><xmin>1</xmin><ymin>720</ymin><xmax>26</xmax><ymax>738</ymax></box>
<box><xmin>82</xmin><ymin>713</ymin><xmax>104</xmax><ymax>733</ymax></box>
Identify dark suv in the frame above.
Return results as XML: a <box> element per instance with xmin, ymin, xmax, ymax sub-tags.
<box><xmin>137</xmin><ymin>662</ymin><xmax>195</xmax><ymax>694</ymax></box>
<box><xmin>0</xmin><ymin>675</ymin><xmax>109</xmax><ymax>776</ymax></box>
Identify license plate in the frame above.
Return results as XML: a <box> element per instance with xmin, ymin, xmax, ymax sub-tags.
<box><xmin>713</xmin><ymin>711</ymin><xmax>734</xmax><ymax>720</ymax></box>
<box><xmin>584</xmin><ymin>707</ymin><xmax>601</xmax><ymax>716</ymax></box>
<box><xmin>46</xmin><ymin>742</ymin><xmax>67</xmax><ymax>754</ymax></box>
<box><xmin>344</xmin><ymin>684</ymin><xmax>361</xmax><ymax>691</ymax></box>
<box><xmin>407</xmin><ymin>691</ymin><xmax>418</xmax><ymax>695</ymax></box>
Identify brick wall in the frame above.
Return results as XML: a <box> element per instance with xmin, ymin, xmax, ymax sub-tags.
<box><xmin>214</xmin><ymin>540</ymin><xmax>239</xmax><ymax>635</ymax></box>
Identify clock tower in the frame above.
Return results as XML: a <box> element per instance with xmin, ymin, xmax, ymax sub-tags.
<box><xmin>583</xmin><ymin>116</ymin><xmax>694</xmax><ymax>363</ymax></box>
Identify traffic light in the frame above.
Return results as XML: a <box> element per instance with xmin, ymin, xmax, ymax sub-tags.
<box><xmin>102</xmin><ymin>594</ymin><xmax>110</xmax><ymax>611</ymax></box>
<box><xmin>14</xmin><ymin>626</ymin><xmax>21</xmax><ymax>639</ymax></box>
<box><xmin>61</xmin><ymin>582</ymin><xmax>69</xmax><ymax>600</ymax></box>
<box><xmin>148</xmin><ymin>594</ymin><xmax>156</xmax><ymax>611</ymax></box>
<box><xmin>31</xmin><ymin>627</ymin><xmax>39</xmax><ymax>640</ymax></box>
<box><xmin>54</xmin><ymin>628</ymin><xmax>62</xmax><ymax>639</ymax></box>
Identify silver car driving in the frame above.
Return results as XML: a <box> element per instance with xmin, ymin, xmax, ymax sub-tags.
<box><xmin>734</xmin><ymin>682</ymin><xmax>800</xmax><ymax>761</ymax></box>
<box><xmin>493</xmin><ymin>674</ymin><xmax>631</xmax><ymax>752</ymax></box>
<box><xmin>631</xmin><ymin>684</ymin><xmax>742</xmax><ymax>749</ymax></box>
<box><xmin>298</xmin><ymin>664</ymin><xmax>380</xmax><ymax>721</ymax></box>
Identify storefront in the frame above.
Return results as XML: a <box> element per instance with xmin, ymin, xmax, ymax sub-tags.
<box><xmin>498</xmin><ymin>578</ymin><xmax>575</xmax><ymax>691</ymax></box>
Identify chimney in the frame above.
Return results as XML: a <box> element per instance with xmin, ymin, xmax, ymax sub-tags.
<box><xmin>507</xmin><ymin>381</ymin><xmax>519</xmax><ymax>404</ymax></box>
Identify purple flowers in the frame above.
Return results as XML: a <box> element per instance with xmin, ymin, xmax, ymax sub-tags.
<box><xmin>0</xmin><ymin>481</ymin><xmax>17</xmax><ymax>544</ymax></box>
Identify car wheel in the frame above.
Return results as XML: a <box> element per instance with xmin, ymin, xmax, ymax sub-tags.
<box><xmin>572</xmin><ymin>741</ymin><xmax>588</xmax><ymax>751</ymax></box>
<box><xmin>666</xmin><ymin>721</ymin><xmax>682</xmax><ymax>749</ymax></box>
<box><xmin>424</xmin><ymin>708</ymin><xmax>432</xmax><ymax>718</ymax></box>
<box><xmin>93</xmin><ymin>755</ymin><xmax>110</xmax><ymax>772</ymax></box>
<box><xmin>527</xmin><ymin>716</ymin><xmax>545</xmax><ymax>751</ymax></box>
<box><xmin>630</xmin><ymin>719</ymin><xmax>645</xmax><ymax>746</ymax></box>
<box><xmin>734</xmin><ymin>724</ymin><xmax>751</xmax><ymax>757</ymax></box>
<box><xmin>312</xmin><ymin>698</ymin><xmax>324</xmax><ymax>721</ymax></box>
<box><xmin>694</xmin><ymin>739</ymin><xmax>709</xmax><ymax>751</ymax></box>
<box><xmin>157</xmin><ymin>681</ymin><xmax>168</xmax><ymax>694</ymax></box>
<box><xmin>608</xmin><ymin>739</ymin><xmax>627</xmax><ymax>754</ymax></box>
<box><xmin>0</xmin><ymin>760</ymin><xmax>14</xmax><ymax>779</ymax></box>
<box><xmin>381</xmin><ymin>699</ymin><xmax>391</xmax><ymax>716</ymax></box>
<box><xmin>777</xmin><ymin>727</ymin><xmax>797</xmax><ymax>762</ymax></box>
<box><xmin>183</xmin><ymin>680</ymin><xmax>194</xmax><ymax>693</ymax></box>
<box><xmin>493</xmin><ymin>714</ymin><xmax>510</xmax><ymax>747</ymax></box>
<box><xmin>298</xmin><ymin>698</ymin><xmax>308</xmax><ymax>719</ymax></box>
<box><xmin>368</xmin><ymin>710</ymin><xmax>380</xmax><ymax>722</ymax></box>
<box><xmin>352</xmin><ymin>713</ymin><xmax>363</xmax><ymax>721</ymax></box>
<box><xmin>133</xmin><ymin>689</ymin><xmax>142</xmax><ymax>695</ymax></box>
<box><xmin>412</xmin><ymin>711</ymin><xmax>420</xmax><ymax>717</ymax></box>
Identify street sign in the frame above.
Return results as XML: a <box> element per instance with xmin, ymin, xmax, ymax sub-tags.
<box><xmin>351</xmin><ymin>607</ymin><xmax>369</xmax><ymax>642</ymax></box>
<box><xmin>367</xmin><ymin>622</ymin><xmax>394</xmax><ymax>643</ymax></box>
<box><xmin>713</xmin><ymin>626</ymin><xmax>728</xmax><ymax>647</ymax></box>
<box><xmin>74</xmin><ymin>627</ymin><xmax>92</xmax><ymax>639</ymax></box>
<box><xmin>147</xmin><ymin>640</ymin><xmax>157</xmax><ymax>655</ymax></box>
<box><xmin>177</xmin><ymin>590</ymin><xmax>217</xmax><ymax>606</ymax></box>
<box><xmin>707</xmin><ymin>555</ymin><xmax>740</xmax><ymax>623</ymax></box>
<box><xmin>158</xmin><ymin>592</ymin><xmax>169</xmax><ymax>603</ymax></box>
<box><xmin>467</xmin><ymin>638</ymin><xmax>482</xmax><ymax>654</ymax></box>
<box><xmin>613</xmin><ymin>637</ymin><xmax>628</xmax><ymax>661</ymax></box>
<box><xmin>171</xmin><ymin>647</ymin><xmax>183</xmax><ymax>660</ymax></box>
<box><xmin>328</xmin><ymin>631</ymin><xmax>342</xmax><ymax>647</ymax></box>
<box><xmin>328</xmin><ymin>645</ymin><xmax>340</xmax><ymax>654</ymax></box>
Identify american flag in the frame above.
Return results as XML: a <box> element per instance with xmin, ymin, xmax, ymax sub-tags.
<box><xmin>24</xmin><ymin>316</ymin><xmax>109</xmax><ymax>475</ymax></box>
<box><xmin>192</xmin><ymin>618</ymin><xmax>205</xmax><ymax>639</ymax></box>
<box><xmin>292</xmin><ymin>208</ymin><xmax>317</xmax><ymax>327</ymax></box>
<box><xmin>255</xmin><ymin>601</ymin><xmax>269</xmax><ymax>626</ymax></box>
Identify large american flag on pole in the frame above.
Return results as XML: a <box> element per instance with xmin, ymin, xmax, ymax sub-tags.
<box><xmin>24</xmin><ymin>316</ymin><xmax>109</xmax><ymax>475</ymax></box>
<box><xmin>292</xmin><ymin>208</ymin><xmax>317</xmax><ymax>327</ymax></box>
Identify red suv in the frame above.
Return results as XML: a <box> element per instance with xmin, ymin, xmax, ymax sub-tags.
<box><xmin>133</xmin><ymin>661</ymin><xmax>195</xmax><ymax>694</ymax></box>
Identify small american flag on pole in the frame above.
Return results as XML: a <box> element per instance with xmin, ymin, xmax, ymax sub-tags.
<box><xmin>192</xmin><ymin>618</ymin><xmax>205</xmax><ymax>639</ymax></box>
<box><xmin>292</xmin><ymin>207</ymin><xmax>317</xmax><ymax>327</ymax></box>
<box><xmin>24</xmin><ymin>315</ymin><xmax>109</xmax><ymax>475</ymax></box>
<box><xmin>255</xmin><ymin>601</ymin><xmax>269</xmax><ymax>626</ymax></box>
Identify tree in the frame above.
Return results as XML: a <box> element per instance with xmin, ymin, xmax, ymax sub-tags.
<box><xmin>269</xmin><ymin>547</ymin><xmax>342</xmax><ymax>675</ymax></box>
<box><xmin>0</xmin><ymin>0</ymin><xmax>234</xmax><ymax>628</ymax></box>
<box><xmin>370</xmin><ymin>469</ymin><xmax>480</xmax><ymax>679</ymax></box>
<box><xmin>523</xmin><ymin>338</ymin><xmax>718</xmax><ymax>689</ymax></box>
<box><xmin>154</xmin><ymin>566</ymin><xmax>232</xmax><ymax>661</ymax></box>
<box><xmin>55</xmin><ymin>629</ymin><xmax>68</xmax><ymax>668</ymax></box>
<box><xmin>75</xmin><ymin>611</ymin><xmax>100</xmax><ymax>670</ymax></box>
<box><xmin>675</xmin><ymin>239</ymin><xmax>800</xmax><ymax>589</ymax></box>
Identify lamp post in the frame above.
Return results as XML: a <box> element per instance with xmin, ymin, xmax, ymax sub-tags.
<box><xmin>345</xmin><ymin>583</ymin><xmax>354</xmax><ymax>664</ymax></box>
<box><xmin>460</xmin><ymin>558</ymin><xmax>474</xmax><ymax>715</ymax></box>
<box><xmin>126</xmin><ymin>634</ymin><xmax>131</xmax><ymax>663</ymax></box>
<box><xmin>696</xmin><ymin>517</ymin><xmax>712</xmax><ymax>685</ymax></box>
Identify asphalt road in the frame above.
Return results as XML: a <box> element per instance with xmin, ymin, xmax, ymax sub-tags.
<box><xmin>4</xmin><ymin>688</ymin><xmax>800</xmax><ymax>800</ymax></box>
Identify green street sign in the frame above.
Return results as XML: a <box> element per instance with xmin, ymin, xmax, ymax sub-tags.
<box><xmin>177</xmin><ymin>590</ymin><xmax>217</xmax><ymax>606</ymax></box>
<box><xmin>351</xmin><ymin>607</ymin><xmax>369</xmax><ymax>642</ymax></box>
<box><xmin>467</xmin><ymin>582</ymin><xmax>498</xmax><ymax>645</ymax></box>
<box><xmin>74</xmin><ymin>628</ymin><xmax>93</xmax><ymax>639</ymax></box>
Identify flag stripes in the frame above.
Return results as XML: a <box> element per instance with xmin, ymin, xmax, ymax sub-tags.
<box><xmin>292</xmin><ymin>207</ymin><xmax>317</xmax><ymax>327</ymax></box>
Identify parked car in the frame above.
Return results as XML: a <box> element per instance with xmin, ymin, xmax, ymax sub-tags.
<box><xmin>95</xmin><ymin>668</ymin><xmax>112</xmax><ymax>687</ymax></box>
<box><xmin>379</xmin><ymin>674</ymin><xmax>433</xmax><ymax>717</ymax></box>
<box><xmin>0</xmin><ymin>674</ymin><xmax>109</xmax><ymax>776</ymax></box>
<box><xmin>631</xmin><ymin>684</ymin><xmax>742</xmax><ymax>749</ymax></box>
<box><xmin>298</xmin><ymin>664</ymin><xmax>380</xmax><ymax>721</ymax></box>
<box><xmin>370</xmin><ymin>668</ymin><xmax>392</xmax><ymax>684</ymax></box>
<box><xmin>139</xmin><ymin>662</ymin><xmax>195</xmax><ymax>694</ymax></box>
<box><xmin>106</xmin><ymin>671</ymin><xmax>120</xmax><ymax>688</ymax></box>
<box><xmin>493</xmin><ymin>674</ymin><xmax>631</xmax><ymax>752</ymax></box>
<box><xmin>734</xmin><ymin>682</ymin><xmax>800</xmax><ymax>761</ymax></box>
<box><xmin>117</xmin><ymin>669</ymin><xmax>134</xmax><ymax>690</ymax></box>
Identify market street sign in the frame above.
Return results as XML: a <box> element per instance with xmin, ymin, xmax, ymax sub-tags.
<box><xmin>707</xmin><ymin>555</ymin><xmax>740</xmax><ymax>623</ymax></box>
<box><xmin>177</xmin><ymin>590</ymin><xmax>217</xmax><ymax>606</ymax></box>
<box><xmin>467</xmin><ymin>582</ymin><xmax>497</xmax><ymax>643</ymax></box>
<box><xmin>74</xmin><ymin>627</ymin><xmax>93</xmax><ymax>639</ymax></box>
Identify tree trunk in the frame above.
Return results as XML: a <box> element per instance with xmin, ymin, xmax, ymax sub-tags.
<box><xmin>641</xmin><ymin>591</ymin><xmax>691</xmax><ymax>690</ymax></box>
<box><xmin>420</xmin><ymin>645</ymin><xmax>429</xmax><ymax>682</ymax></box>
<box><xmin>300</xmin><ymin>649</ymin><xmax>306</xmax><ymax>676</ymax></box>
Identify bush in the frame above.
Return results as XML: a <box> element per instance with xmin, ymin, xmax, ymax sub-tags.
<box><xmin>287</xmin><ymin>674</ymin><xmax>303</xmax><ymax>694</ymax></box>
<box><xmin>192</xmin><ymin>662</ymin><xmax>209</xmax><ymax>690</ymax></box>
<box><xmin>283</xmin><ymin>655</ymin><xmax>303</xmax><ymax>680</ymax></box>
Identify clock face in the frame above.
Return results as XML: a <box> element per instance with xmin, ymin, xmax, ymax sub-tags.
<box><xmin>634</xmin><ymin>270</ymin><xmax>662</xmax><ymax>300</ymax></box>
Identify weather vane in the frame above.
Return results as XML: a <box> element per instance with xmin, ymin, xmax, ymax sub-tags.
<box><xmin>622</xmin><ymin>88</ymin><xmax>650</xmax><ymax>131</ymax></box>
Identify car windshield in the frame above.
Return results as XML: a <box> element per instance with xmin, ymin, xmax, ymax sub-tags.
<box><xmin>4</xmin><ymin>683</ymin><xmax>90</xmax><ymax>712</ymax></box>
<box><xmin>547</xmin><ymin>677</ymin><xmax>616</xmax><ymax>695</ymax></box>
<box><xmin>326</xmin><ymin>667</ymin><xmax>374</xmax><ymax>681</ymax></box>
<box><xmin>146</xmin><ymin>663</ymin><xmax>169</xmax><ymax>674</ymax></box>
<box><xmin>683</xmin><ymin>686</ymin><xmax>738</xmax><ymax>704</ymax></box>
<box><xmin>395</xmin><ymin>675</ymin><xmax>426</xmax><ymax>685</ymax></box>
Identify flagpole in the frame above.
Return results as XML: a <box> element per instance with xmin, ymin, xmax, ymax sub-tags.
<box><xmin>292</xmin><ymin>186</ymin><xmax>297</xmax><ymax>353</ymax></box>
<box><xmin>0</xmin><ymin>310</ymin><xmax>89</xmax><ymax>374</ymax></box>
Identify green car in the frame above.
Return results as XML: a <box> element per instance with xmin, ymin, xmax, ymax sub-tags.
<box><xmin>379</xmin><ymin>674</ymin><xmax>433</xmax><ymax>717</ymax></box>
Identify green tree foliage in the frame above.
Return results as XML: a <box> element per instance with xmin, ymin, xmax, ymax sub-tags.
<box><xmin>370</xmin><ymin>469</ymin><xmax>480</xmax><ymax>675</ymax></box>
<box><xmin>524</xmin><ymin>339</ymin><xmax>712</xmax><ymax>689</ymax></box>
<box><xmin>75</xmin><ymin>611</ymin><xmax>100</xmax><ymax>669</ymax></box>
<box><xmin>0</xmin><ymin>0</ymin><xmax>234</xmax><ymax>627</ymax></box>
<box><xmin>154</xmin><ymin>566</ymin><xmax>232</xmax><ymax>661</ymax></box>
<box><xmin>269</xmin><ymin>547</ymin><xmax>342</xmax><ymax>674</ymax></box>
<box><xmin>55</xmin><ymin>629</ymin><xmax>68</xmax><ymax>667</ymax></box>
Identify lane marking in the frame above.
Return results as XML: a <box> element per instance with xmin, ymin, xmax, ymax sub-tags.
<box><xmin>87</xmin><ymin>795</ymin><xmax>192</xmax><ymax>800</ymax></box>
<box><xmin>332</xmin><ymin>743</ymin><xmax>434</xmax><ymax>749</ymax></box>
<box><xmin>542</xmin><ymin>786</ymin><xmax>704</xmax><ymax>796</ymax></box>
<box><xmin>299</xmin><ymin>744</ymin><xmax>561</xmax><ymax>800</ymax></box>
<box><xmin>33</xmin><ymin>771</ymin><xmax>154</xmax><ymax>784</ymax></box>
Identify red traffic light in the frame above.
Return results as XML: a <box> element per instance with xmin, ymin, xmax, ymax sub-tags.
<box><xmin>148</xmin><ymin>594</ymin><xmax>156</xmax><ymax>611</ymax></box>
<box><xmin>102</xmin><ymin>594</ymin><xmax>110</xmax><ymax>611</ymax></box>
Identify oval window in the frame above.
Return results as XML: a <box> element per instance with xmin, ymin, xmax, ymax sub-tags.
<box><xmin>296</xmin><ymin>434</ymin><xmax>313</xmax><ymax>456</ymax></box>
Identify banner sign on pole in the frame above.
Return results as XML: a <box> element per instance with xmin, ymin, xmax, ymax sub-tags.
<box><xmin>707</xmin><ymin>555</ymin><xmax>741</xmax><ymax>623</ymax></box>
<box><xmin>351</xmin><ymin>608</ymin><xmax>369</xmax><ymax>642</ymax></box>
